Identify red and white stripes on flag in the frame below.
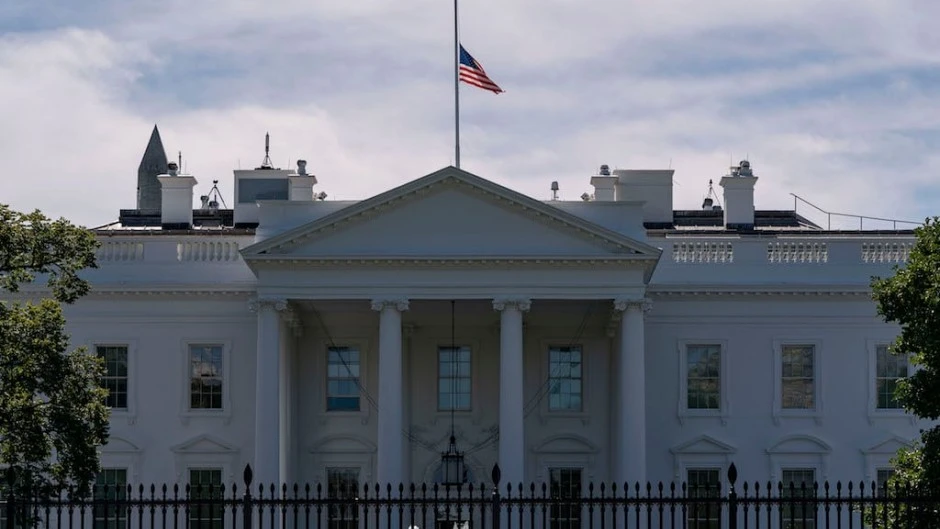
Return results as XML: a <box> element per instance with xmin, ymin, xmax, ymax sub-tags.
<box><xmin>458</xmin><ymin>44</ymin><xmax>503</xmax><ymax>94</ymax></box>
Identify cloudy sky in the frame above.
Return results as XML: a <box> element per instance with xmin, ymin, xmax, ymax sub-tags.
<box><xmin>2</xmin><ymin>0</ymin><xmax>938</xmax><ymax>229</ymax></box>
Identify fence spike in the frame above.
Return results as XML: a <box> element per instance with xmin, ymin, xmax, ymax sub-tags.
<box><xmin>243</xmin><ymin>464</ymin><xmax>253</xmax><ymax>487</ymax></box>
<box><xmin>491</xmin><ymin>463</ymin><xmax>501</xmax><ymax>487</ymax></box>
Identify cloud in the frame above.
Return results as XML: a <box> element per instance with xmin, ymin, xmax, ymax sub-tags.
<box><xmin>1</xmin><ymin>1</ymin><xmax>939</xmax><ymax>231</ymax></box>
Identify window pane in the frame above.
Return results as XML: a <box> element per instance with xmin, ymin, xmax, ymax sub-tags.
<box><xmin>327</xmin><ymin>468</ymin><xmax>360</xmax><ymax>529</ymax></box>
<box><xmin>687</xmin><ymin>469</ymin><xmax>721</xmax><ymax>529</ymax></box>
<box><xmin>781</xmin><ymin>346</ymin><xmax>815</xmax><ymax>410</ymax></box>
<box><xmin>876</xmin><ymin>345</ymin><xmax>908</xmax><ymax>409</ymax></box>
<box><xmin>549</xmin><ymin>468</ymin><xmax>582</xmax><ymax>529</ymax></box>
<box><xmin>781</xmin><ymin>469</ymin><xmax>816</xmax><ymax>529</ymax></box>
<box><xmin>687</xmin><ymin>345</ymin><xmax>720</xmax><ymax>410</ymax></box>
<box><xmin>327</xmin><ymin>347</ymin><xmax>360</xmax><ymax>412</ymax></box>
<box><xmin>439</xmin><ymin>346</ymin><xmax>471</xmax><ymax>411</ymax></box>
<box><xmin>188</xmin><ymin>469</ymin><xmax>223</xmax><ymax>529</ymax></box>
<box><xmin>97</xmin><ymin>345</ymin><xmax>129</xmax><ymax>410</ymax></box>
<box><xmin>549</xmin><ymin>346</ymin><xmax>583</xmax><ymax>411</ymax></box>
<box><xmin>94</xmin><ymin>469</ymin><xmax>128</xmax><ymax>529</ymax></box>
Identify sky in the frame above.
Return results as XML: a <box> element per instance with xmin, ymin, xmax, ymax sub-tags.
<box><xmin>2</xmin><ymin>0</ymin><xmax>939</xmax><ymax>229</ymax></box>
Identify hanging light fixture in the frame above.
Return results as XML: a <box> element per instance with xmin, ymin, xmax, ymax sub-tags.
<box><xmin>440</xmin><ymin>300</ymin><xmax>466</xmax><ymax>486</ymax></box>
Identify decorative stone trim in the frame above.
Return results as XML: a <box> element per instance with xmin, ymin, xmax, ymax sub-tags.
<box><xmin>613</xmin><ymin>298</ymin><xmax>652</xmax><ymax>313</ymax></box>
<box><xmin>248</xmin><ymin>297</ymin><xmax>289</xmax><ymax>312</ymax></box>
<box><xmin>96</xmin><ymin>241</ymin><xmax>145</xmax><ymax>262</ymax></box>
<box><xmin>492</xmin><ymin>298</ymin><xmax>532</xmax><ymax>312</ymax></box>
<box><xmin>244</xmin><ymin>256</ymin><xmax>654</xmax><ymax>268</ymax></box>
<box><xmin>861</xmin><ymin>242</ymin><xmax>912</xmax><ymax>263</ymax></box>
<box><xmin>177</xmin><ymin>240</ymin><xmax>241</xmax><ymax>262</ymax></box>
<box><xmin>370</xmin><ymin>298</ymin><xmax>410</xmax><ymax>312</ymax></box>
<box><xmin>648</xmin><ymin>288</ymin><xmax>871</xmax><ymax>298</ymax></box>
<box><xmin>767</xmin><ymin>242</ymin><xmax>828</xmax><ymax>263</ymax></box>
<box><xmin>672</xmin><ymin>242</ymin><xmax>734</xmax><ymax>263</ymax></box>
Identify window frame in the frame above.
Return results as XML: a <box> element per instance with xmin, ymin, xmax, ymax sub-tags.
<box><xmin>437</xmin><ymin>344</ymin><xmax>473</xmax><ymax>412</ymax></box>
<box><xmin>547</xmin><ymin>467</ymin><xmax>583</xmax><ymax>529</ymax></box>
<box><xmin>779</xmin><ymin>467</ymin><xmax>818</xmax><ymax>529</ymax></box>
<box><xmin>685</xmin><ymin>467</ymin><xmax>722</xmax><ymax>529</ymax></box>
<box><xmin>93</xmin><ymin>467</ymin><xmax>129</xmax><ymax>529</ymax></box>
<box><xmin>326</xmin><ymin>345</ymin><xmax>363</xmax><ymax>413</ymax></box>
<box><xmin>867</xmin><ymin>340</ymin><xmax>913</xmax><ymax>421</ymax></box>
<box><xmin>186</xmin><ymin>468</ymin><xmax>224</xmax><ymax>529</ymax></box>
<box><xmin>547</xmin><ymin>345</ymin><xmax>584</xmax><ymax>413</ymax></box>
<box><xmin>677</xmin><ymin>339</ymin><xmax>730</xmax><ymax>424</ymax></box>
<box><xmin>89</xmin><ymin>339</ymin><xmax>138</xmax><ymax>425</ymax></box>
<box><xmin>318</xmin><ymin>338</ymin><xmax>371</xmax><ymax>419</ymax></box>
<box><xmin>180</xmin><ymin>340</ymin><xmax>233</xmax><ymax>422</ymax></box>
<box><xmin>772</xmin><ymin>339</ymin><xmax>823</xmax><ymax>424</ymax></box>
<box><xmin>326</xmin><ymin>467</ymin><xmax>361</xmax><ymax>529</ymax></box>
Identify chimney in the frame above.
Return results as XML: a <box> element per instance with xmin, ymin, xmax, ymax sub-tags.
<box><xmin>288</xmin><ymin>159</ymin><xmax>319</xmax><ymax>201</ymax></box>
<box><xmin>719</xmin><ymin>160</ymin><xmax>757</xmax><ymax>230</ymax></box>
<box><xmin>613</xmin><ymin>169</ymin><xmax>674</xmax><ymax>226</ymax></box>
<box><xmin>589</xmin><ymin>164</ymin><xmax>617</xmax><ymax>201</ymax></box>
<box><xmin>158</xmin><ymin>162</ymin><xmax>198</xmax><ymax>229</ymax></box>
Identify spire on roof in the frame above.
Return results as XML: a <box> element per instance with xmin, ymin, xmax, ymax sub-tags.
<box><xmin>137</xmin><ymin>124</ymin><xmax>169</xmax><ymax>211</ymax></box>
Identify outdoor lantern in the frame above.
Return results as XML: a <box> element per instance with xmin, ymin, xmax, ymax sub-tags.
<box><xmin>440</xmin><ymin>433</ymin><xmax>465</xmax><ymax>485</ymax></box>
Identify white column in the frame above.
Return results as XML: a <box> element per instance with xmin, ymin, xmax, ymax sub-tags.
<box><xmin>614</xmin><ymin>298</ymin><xmax>650</xmax><ymax>485</ymax></box>
<box><xmin>372</xmin><ymin>298</ymin><xmax>409</xmax><ymax>487</ymax></box>
<box><xmin>250</xmin><ymin>297</ymin><xmax>288</xmax><ymax>491</ymax></box>
<box><xmin>493</xmin><ymin>298</ymin><xmax>530</xmax><ymax>487</ymax></box>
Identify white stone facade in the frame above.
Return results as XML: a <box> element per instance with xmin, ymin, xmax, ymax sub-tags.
<box><xmin>21</xmin><ymin>161</ymin><xmax>930</xmax><ymax>489</ymax></box>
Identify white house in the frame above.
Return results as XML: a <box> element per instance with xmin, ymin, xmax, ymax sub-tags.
<box><xmin>36</xmin><ymin>127</ymin><xmax>930</xmax><ymax>497</ymax></box>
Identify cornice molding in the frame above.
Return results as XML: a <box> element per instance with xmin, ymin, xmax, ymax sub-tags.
<box><xmin>241</xmin><ymin>255</ymin><xmax>655</xmax><ymax>268</ymax></box>
<box><xmin>3</xmin><ymin>287</ymin><xmax>255</xmax><ymax>299</ymax></box>
<box><xmin>613</xmin><ymin>297</ymin><xmax>652</xmax><ymax>312</ymax></box>
<box><xmin>648</xmin><ymin>287</ymin><xmax>873</xmax><ymax>298</ymax></box>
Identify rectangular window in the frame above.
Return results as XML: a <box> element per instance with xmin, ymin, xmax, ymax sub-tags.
<box><xmin>237</xmin><ymin>178</ymin><xmax>289</xmax><ymax>203</ymax></box>
<box><xmin>97</xmin><ymin>346</ymin><xmax>128</xmax><ymax>409</ymax></box>
<box><xmin>549</xmin><ymin>468</ymin><xmax>582</xmax><ymax>529</ymax></box>
<box><xmin>687</xmin><ymin>468</ymin><xmax>721</xmax><ymax>529</ymax></box>
<box><xmin>877</xmin><ymin>468</ymin><xmax>896</xmax><ymax>495</ymax></box>
<box><xmin>781</xmin><ymin>345</ymin><xmax>815</xmax><ymax>410</ymax></box>
<box><xmin>327</xmin><ymin>347</ymin><xmax>361</xmax><ymax>411</ymax></box>
<box><xmin>548</xmin><ymin>346</ymin><xmax>582</xmax><ymax>411</ymax></box>
<box><xmin>190</xmin><ymin>344</ymin><xmax>223</xmax><ymax>410</ymax></box>
<box><xmin>438</xmin><ymin>346</ymin><xmax>471</xmax><ymax>411</ymax></box>
<box><xmin>876</xmin><ymin>345</ymin><xmax>908</xmax><ymax>409</ymax></box>
<box><xmin>93</xmin><ymin>468</ymin><xmax>128</xmax><ymax>529</ymax></box>
<box><xmin>188</xmin><ymin>469</ymin><xmax>223</xmax><ymax>529</ymax></box>
<box><xmin>327</xmin><ymin>468</ymin><xmax>360</xmax><ymax>529</ymax></box>
<box><xmin>687</xmin><ymin>345</ymin><xmax>721</xmax><ymax>410</ymax></box>
<box><xmin>781</xmin><ymin>468</ymin><xmax>816</xmax><ymax>529</ymax></box>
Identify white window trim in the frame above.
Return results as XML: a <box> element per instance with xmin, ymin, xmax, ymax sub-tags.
<box><xmin>772</xmin><ymin>339</ymin><xmax>824</xmax><ymax>425</ymax></box>
<box><xmin>536</xmin><ymin>339</ymin><xmax>590</xmax><ymax>424</ymax></box>
<box><xmin>179</xmin><ymin>339</ymin><xmax>233</xmax><ymax>424</ymax></box>
<box><xmin>862</xmin><ymin>435</ymin><xmax>914</xmax><ymax>484</ymax></box>
<box><xmin>677</xmin><ymin>339</ymin><xmax>730</xmax><ymax>425</ymax></box>
<box><xmin>867</xmin><ymin>340</ymin><xmax>916</xmax><ymax>425</ymax></box>
<box><xmin>320</xmin><ymin>338</ymin><xmax>372</xmax><ymax>421</ymax></box>
<box><xmin>766</xmin><ymin>434</ymin><xmax>831</xmax><ymax>483</ymax></box>
<box><xmin>531</xmin><ymin>434</ymin><xmax>598</xmax><ymax>484</ymax></box>
<box><xmin>99</xmin><ymin>435</ymin><xmax>143</xmax><ymax>484</ymax></box>
<box><xmin>430</xmin><ymin>337</ymin><xmax>484</xmax><ymax>423</ymax></box>
<box><xmin>171</xmin><ymin>434</ymin><xmax>240</xmax><ymax>486</ymax></box>
<box><xmin>669</xmin><ymin>435</ymin><xmax>736</xmax><ymax>482</ymax></box>
<box><xmin>308</xmin><ymin>434</ymin><xmax>377</xmax><ymax>485</ymax></box>
<box><xmin>88</xmin><ymin>339</ymin><xmax>138</xmax><ymax>425</ymax></box>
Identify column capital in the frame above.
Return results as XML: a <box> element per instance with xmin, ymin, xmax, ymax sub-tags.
<box><xmin>370</xmin><ymin>298</ymin><xmax>410</xmax><ymax>312</ymax></box>
<box><xmin>613</xmin><ymin>297</ymin><xmax>652</xmax><ymax>313</ymax></box>
<box><xmin>492</xmin><ymin>298</ymin><xmax>532</xmax><ymax>312</ymax></box>
<box><xmin>248</xmin><ymin>297</ymin><xmax>289</xmax><ymax>313</ymax></box>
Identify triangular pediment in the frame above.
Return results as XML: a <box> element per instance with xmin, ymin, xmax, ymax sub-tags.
<box><xmin>532</xmin><ymin>434</ymin><xmax>599</xmax><ymax>454</ymax></box>
<box><xmin>171</xmin><ymin>434</ymin><xmax>237</xmax><ymax>454</ymax></box>
<box><xmin>242</xmin><ymin>167</ymin><xmax>661</xmax><ymax>265</ymax></box>
<box><xmin>308</xmin><ymin>435</ymin><xmax>376</xmax><ymax>454</ymax></box>
<box><xmin>766</xmin><ymin>434</ymin><xmax>831</xmax><ymax>455</ymax></box>
<box><xmin>863</xmin><ymin>435</ymin><xmax>914</xmax><ymax>455</ymax></box>
<box><xmin>102</xmin><ymin>436</ymin><xmax>141</xmax><ymax>454</ymax></box>
<box><xmin>670</xmin><ymin>435</ymin><xmax>737</xmax><ymax>455</ymax></box>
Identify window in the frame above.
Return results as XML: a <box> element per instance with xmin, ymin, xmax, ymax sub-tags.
<box><xmin>549</xmin><ymin>468</ymin><xmax>581</xmax><ymax>529</ymax></box>
<box><xmin>188</xmin><ymin>469</ymin><xmax>223</xmax><ymax>529</ymax></box>
<box><xmin>237</xmin><ymin>178</ymin><xmax>288</xmax><ymax>203</ymax></box>
<box><xmin>781</xmin><ymin>345</ymin><xmax>815</xmax><ymax>410</ymax></box>
<box><xmin>438</xmin><ymin>346</ymin><xmax>471</xmax><ymax>411</ymax></box>
<box><xmin>876</xmin><ymin>345</ymin><xmax>908</xmax><ymax>409</ymax></box>
<box><xmin>327</xmin><ymin>468</ymin><xmax>359</xmax><ymax>529</ymax></box>
<box><xmin>97</xmin><ymin>346</ymin><xmax>128</xmax><ymax>409</ymax></box>
<box><xmin>190</xmin><ymin>345</ymin><xmax>223</xmax><ymax>410</ymax></box>
<box><xmin>687</xmin><ymin>469</ymin><xmax>721</xmax><ymax>529</ymax></box>
<box><xmin>687</xmin><ymin>345</ymin><xmax>721</xmax><ymax>410</ymax></box>
<box><xmin>548</xmin><ymin>346</ymin><xmax>582</xmax><ymax>411</ymax></box>
<box><xmin>877</xmin><ymin>468</ymin><xmax>896</xmax><ymax>495</ymax></box>
<box><xmin>327</xmin><ymin>347</ymin><xmax>361</xmax><ymax>411</ymax></box>
<box><xmin>93</xmin><ymin>468</ymin><xmax>128</xmax><ymax>529</ymax></box>
<box><xmin>781</xmin><ymin>469</ymin><xmax>816</xmax><ymax>529</ymax></box>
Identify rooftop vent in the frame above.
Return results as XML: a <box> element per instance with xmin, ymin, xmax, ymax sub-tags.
<box><xmin>167</xmin><ymin>161</ymin><xmax>179</xmax><ymax>177</ymax></box>
<box><xmin>599</xmin><ymin>164</ymin><xmax>611</xmax><ymax>176</ymax></box>
<box><xmin>296</xmin><ymin>159</ymin><xmax>308</xmax><ymax>176</ymax></box>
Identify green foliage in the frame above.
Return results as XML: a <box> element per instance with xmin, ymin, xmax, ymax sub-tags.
<box><xmin>870</xmin><ymin>217</ymin><xmax>940</xmax><ymax>526</ymax></box>
<box><xmin>0</xmin><ymin>204</ymin><xmax>108</xmax><ymax>501</ymax></box>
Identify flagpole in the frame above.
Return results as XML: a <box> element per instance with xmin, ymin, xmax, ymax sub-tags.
<box><xmin>453</xmin><ymin>0</ymin><xmax>461</xmax><ymax>168</ymax></box>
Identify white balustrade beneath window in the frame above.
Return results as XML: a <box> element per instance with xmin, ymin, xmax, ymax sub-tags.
<box><xmin>96</xmin><ymin>241</ymin><xmax>145</xmax><ymax>262</ymax></box>
<box><xmin>767</xmin><ymin>242</ymin><xmax>828</xmax><ymax>264</ymax></box>
<box><xmin>672</xmin><ymin>242</ymin><xmax>734</xmax><ymax>263</ymax></box>
<box><xmin>861</xmin><ymin>242</ymin><xmax>912</xmax><ymax>264</ymax></box>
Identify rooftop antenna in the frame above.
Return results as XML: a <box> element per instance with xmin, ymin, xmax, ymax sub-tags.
<box><xmin>550</xmin><ymin>181</ymin><xmax>559</xmax><ymax>200</ymax></box>
<box><xmin>258</xmin><ymin>132</ymin><xmax>275</xmax><ymax>169</ymax></box>
<box><xmin>702</xmin><ymin>178</ymin><xmax>723</xmax><ymax>210</ymax></box>
<box><xmin>207</xmin><ymin>179</ymin><xmax>228</xmax><ymax>209</ymax></box>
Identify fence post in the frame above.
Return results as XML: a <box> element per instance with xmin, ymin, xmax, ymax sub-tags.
<box><xmin>243</xmin><ymin>464</ymin><xmax>254</xmax><ymax>529</ymax></box>
<box><xmin>490</xmin><ymin>464</ymin><xmax>501</xmax><ymax>529</ymax></box>
<box><xmin>728</xmin><ymin>463</ymin><xmax>738</xmax><ymax>529</ymax></box>
<box><xmin>4</xmin><ymin>468</ymin><xmax>14</xmax><ymax>529</ymax></box>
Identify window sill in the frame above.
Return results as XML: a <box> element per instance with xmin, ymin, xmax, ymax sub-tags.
<box><xmin>180</xmin><ymin>409</ymin><xmax>232</xmax><ymax>425</ymax></box>
<box><xmin>538</xmin><ymin>410</ymin><xmax>591</xmax><ymax>426</ymax></box>
<box><xmin>109</xmin><ymin>409</ymin><xmax>137</xmax><ymax>426</ymax></box>
<box><xmin>677</xmin><ymin>409</ymin><xmax>728</xmax><ymax>426</ymax></box>
<box><xmin>772</xmin><ymin>410</ymin><xmax>822</xmax><ymax>425</ymax></box>
<box><xmin>867</xmin><ymin>409</ymin><xmax>916</xmax><ymax>426</ymax></box>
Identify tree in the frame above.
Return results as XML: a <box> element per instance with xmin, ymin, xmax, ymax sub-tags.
<box><xmin>871</xmin><ymin>217</ymin><xmax>940</xmax><ymax>526</ymax></box>
<box><xmin>0</xmin><ymin>204</ymin><xmax>109</xmax><ymax>502</ymax></box>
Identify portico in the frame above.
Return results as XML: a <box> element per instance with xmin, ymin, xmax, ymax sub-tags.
<box><xmin>241</xmin><ymin>167</ymin><xmax>661</xmax><ymax>488</ymax></box>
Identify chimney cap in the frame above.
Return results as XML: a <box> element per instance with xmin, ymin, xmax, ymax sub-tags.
<box><xmin>599</xmin><ymin>164</ymin><xmax>611</xmax><ymax>176</ymax></box>
<box><xmin>167</xmin><ymin>161</ymin><xmax>179</xmax><ymax>176</ymax></box>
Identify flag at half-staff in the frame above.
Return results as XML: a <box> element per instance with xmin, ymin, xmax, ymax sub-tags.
<box><xmin>458</xmin><ymin>45</ymin><xmax>503</xmax><ymax>94</ymax></box>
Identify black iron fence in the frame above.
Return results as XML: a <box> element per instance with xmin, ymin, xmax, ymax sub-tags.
<box><xmin>3</xmin><ymin>463</ymin><xmax>939</xmax><ymax>529</ymax></box>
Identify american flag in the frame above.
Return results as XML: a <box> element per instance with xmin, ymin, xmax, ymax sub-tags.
<box><xmin>459</xmin><ymin>45</ymin><xmax>503</xmax><ymax>94</ymax></box>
